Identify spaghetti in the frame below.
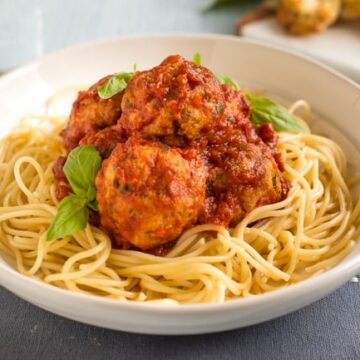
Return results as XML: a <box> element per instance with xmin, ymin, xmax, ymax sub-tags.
<box><xmin>0</xmin><ymin>101</ymin><xmax>359</xmax><ymax>304</ymax></box>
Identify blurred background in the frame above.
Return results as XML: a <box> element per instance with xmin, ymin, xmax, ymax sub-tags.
<box><xmin>0</xmin><ymin>0</ymin><xmax>359</xmax><ymax>78</ymax></box>
<box><xmin>0</xmin><ymin>0</ymin><xmax>256</xmax><ymax>70</ymax></box>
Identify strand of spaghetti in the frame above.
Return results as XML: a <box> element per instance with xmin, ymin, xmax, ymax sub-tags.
<box><xmin>109</xmin><ymin>239</ymin><xmax>231</xmax><ymax>266</ymax></box>
<box><xmin>10</xmin><ymin>239</ymin><xmax>38</xmax><ymax>252</ymax></box>
<box><xmin>0</xmin><ymin>147</ymin><xmax>45</xmax><ymax>195</ymax></box>
<box><xmin>0</xmin><ymin>203</ymin><xmax>56</xmax><ymax>214</ymax></box>
<box><xmin>44</xmin><ymin>236</ymin><xmax>111</xmax><ymax>282</ymax></box>
<box><xmin>297</xmin><ymin>246</ymin><xmax>331</xmax><ymax>261</ymax></box>
<box><xmin>24</xmin><ymin>233</ymin><xmax>48</xmax><ymax>276</ymax></box>
<box><xmin>288</xmin><ymin>99</ymin><xmax>311</xmax><ymax>117</ymax></box>
<box><xmin>318</xmin><ymin>146</ymin><xmax>350</xmax><ymax>196</ymax></box>
<box><xmin>167</xmin><ymin>234</ymin><xmax>202</xmax><ymax>257</ymax></box>
<box><xmin>0</xmin><ymin>115</ymin><xmax>358</xmax><ymax>302</ymax></box>
<box><xmin>322</xmin><ymin>226</ymin><xmax>355</xmax><ymax>258</ymax></box>
<box><xmin>158</xmin><ymin>264</ymin><xmax>243</xmax><ymax>295</ymax></box>
<box><xmin>0</xmin><ymin>209</ymin><xmax>53</xmax><ymax>222</ymax></box>
<box><xmin>115</xmin><ymin>252</ymin><xmax>236</xmax><ymax>275</ymax></box>
<box><xmin>228</xmin><ymin>238</ymin><xmax>290</xmax><ymax>281</ymax></box>
<box><xmin>286</xmin><ymin>193</ymin><xmax>306</xmax><ymax>275</ymax></box>
<box><xmin>303</xmin><ymin>221</ymin><xmax>350</xmax><ymax>245</ymax></box>
<box><xmin>14</xmin><ymin>156</ymin><xmax>46</xmax><ymax>202</ymax></box>
<box><xmin>304</xmin><ymin>212</ymin><xmax>339</xmax><ymax>231</ymax></box>
<box><xmin>114</xmin><ymin>246</ymin><xmax>208</xmax><ymax>265</ymax></box>
<box><xmin>305</xmin><ymin>211</ymin><xmax>347</xmax><ymax>237</ymax></box>
<box><xmin>136</xmin><ymin>274</ymin><xmax>200</xmax><ymax>295</ymax></box>
<box><xmin>305</xmin><ymin>241</ymin><xmax>354</xmax><ymax>273</ymax></box>
<box><xmin>244</xmin><ymin>228</ymin><xmax>278</xmax><ymax>246</ymax></box>
<box><xmin>232</xmin><ymin>186</ymin><xmax>301</xmax><ymax>238</ymax></box>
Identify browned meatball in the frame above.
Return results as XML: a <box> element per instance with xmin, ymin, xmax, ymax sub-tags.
<box><xmin>197</xmin><ymin>87</ymin><xmax>287</xmax><ymax>227</ymax></box>
<box><xmin>96</xmin><ymin>137</ymin><xmax>207</xmax><ymax>250</ymax></box>
<box><xmin>61</xmin><ymin>76</ymin><xmax>123</xmax><ymax>150</ymax></box>
<box><xmin>277</xmin><ymin>0</ymin><xmax>340</xmax><ymax>35</ymax></box>
<box><xmin>120</xmin><ymin>55</ymin><xmax>237</xmax><ymax>144</ymax></box>
<box><xmin>57</xmin><ymin>54</ymin><xmax>290</xmax><ymax>253</ymax></box>
<box><xmin>204</xmin><ymin>84</ymin><xmax>252</xmax><ymax>147</ymax></box>
<box><xmin>200</xmin><ymin>136</ymin><xmax>288</xmax><ymax>227</ymax></box>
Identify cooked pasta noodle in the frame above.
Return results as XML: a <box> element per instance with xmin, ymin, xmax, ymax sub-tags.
<box><xmin>0</xmin><ymin>97</ymin><xmax>359</xmax><ymax>304</ymax></box>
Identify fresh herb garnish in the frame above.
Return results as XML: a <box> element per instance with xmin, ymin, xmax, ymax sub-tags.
<box><xmin>87</xmin><ymin>199</ymin><xmax>99</xmax><ymax>212</ymax></box>
<box><xmin>214</xmin><ymin>70</ymin><xmax>303</xmax><ymax>131</ymax></box>
<box><xmin>47</xmin><ymin>145</ymin><xmax>102</xmax><ymax>241</ymax></box>
<box><xmin>215</xmin><ymin>73</ymin><xmax>240</xmax><ymax>90</ymax></box>
<box><xmin>205</xmin><ymin>0</ymin><xmax>258</xmax><ymax>11</ymax></box>
<box><xmin>97</xmin><ymin>72</ymin><xmax>133</xmax><ymax>100</ymax></box>
<box><xmin>213</xmin><ymin>66</ymin><xmax>302</xmax><ymax>132</ymax></box>
<box><xmin>193</xmin><ymin>52</ymin><xmax>202</xmax><ymax>65</ymax></box>
<box><xmin>63</xmin><ymin>145</ymin><xmax>102</xmax><ymax>202</ymax></box>
<box><xmin>47</xmin><ymin>195</ymin><xmax>88</xmax><ymax>241</ymax></box>
<box><xmin>245</xmin><ymin>93</ymin><xmax>304</xmax><ymax>132</ymax></box>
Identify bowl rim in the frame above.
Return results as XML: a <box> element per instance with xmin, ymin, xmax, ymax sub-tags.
<box><xmin>0</xmin><ymin>33</ymin><xmax>359</xmax><ymax>314</ymax></box>
<box><xmin>2</xmin><ymin>33</ymin><xmax>360</xmax><ymax>89</ymax></box>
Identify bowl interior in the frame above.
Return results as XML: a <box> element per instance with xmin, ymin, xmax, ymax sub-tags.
<box><xmin>0</xmin><ymin>35</ymin><xmax>359</xmax><ymax>333</ymax></box>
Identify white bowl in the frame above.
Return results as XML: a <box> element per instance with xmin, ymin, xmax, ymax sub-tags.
<box><xmin>0</xmin><ymin>34</ymin><xmax>359</xmax><ymax>335</ymax></box>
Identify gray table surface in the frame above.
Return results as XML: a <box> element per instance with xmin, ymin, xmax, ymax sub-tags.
<box><xmin>0</xmin><ymin>1</ymin><xmax>359</xmax><ymax>359</ymax></box>
<box><xmin>1</xmin><ymin>284</ymin><xmax>359</xmax><ymax>360</ymax></box>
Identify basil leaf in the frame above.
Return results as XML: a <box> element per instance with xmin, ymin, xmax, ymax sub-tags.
<box><xmin>63</xmin><ymin>145</ymin><xmax>102</xmax><ymax>202</ymax></box>
<box><xmin>97</xmin><ymin>72</ymin><xmax>133</xmax><ymax>99</ymax></box>
<box><xmin>216</xmin><ymin>73</ymin><xmax>240</xmax><ymax>90</ymax></box>
<box><xmin>205</xmin><ymin>0</ymin><xmax>258</xmax><ymax>11</ymax></box>
<box><xmin>88</xmin><ymin>199</ymin><xmax>99</xmax><ymax>212</ymax></box>
<box><xmin>47</xmin><ymin>195</ymin><xmax>88</xmax><ymax>241</ymax></box>
<box><xmin>193</xmin><ymin>52</ymin><xmax>202</xmax><ymax>65</ymax></box>
<box><xmin>246</xmin><ymin>93</ymin><xmax>304</xmax><ymax>132</ymax></box>
<box><xmin>48</xmin><ymin>145</ymin><xmax>102</xmax><ymax>241</ymax></box>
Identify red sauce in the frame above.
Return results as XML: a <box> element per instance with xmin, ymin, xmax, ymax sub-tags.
<box><xmin>257</xmin><ymin>123</ymin><xmax>285</xmax><ymax>172</ymax></box>
<box><xmin>52</xmin><ymin>156</ymin><xmax>67</xmax><ymax>182</ymax></box>
<box><xmin>54</xmin><ymin>55</ymin><xmax>290</xmax><ymax>255</ymax></box>
<box><xmin>53</xmin><ymin>156</ymin><xmax>71</xmax><ymax>201</ymax></box>
<box><xmin>55</xmin><ymin>183</ymin><xmax>71</xmax><ymax>201</ymax></box>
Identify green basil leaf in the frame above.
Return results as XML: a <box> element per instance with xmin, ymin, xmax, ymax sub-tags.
<box><xmin>87</xmin><ymin>199</ymin><xmax>99</xmax><ymax>212</ymax></box>
<box><xmin>216</xmin><ymin>73</ymin><xmax>240</xmax><ymax>90</ymax></box>
<box><xmin>63</xmin><ymin>145</ymin><xmax>102</xmax><ymax>202</ymax></box>
<box><xmin>246</xmin><ymin>93</ymin><xmax>304</xmax><ymax>132</ymax></box>
<box><xmin>193</xmin><ymin>52</ymin><xmax>202</xmax><ymax>65</ymax></box>
<box><xmin>97</xmin><ymin>72</ymin><xmax>133</xmax><ymax>99</ymax></box>
<box><xmin>205</xmin><ymin>0</ymin><xmax>258</xmax><ymax>11</ymax></box>
<box><xmin>47</xmin><ymin>194</ymin><xmax>88</xmax><ymax>241</ymax></box>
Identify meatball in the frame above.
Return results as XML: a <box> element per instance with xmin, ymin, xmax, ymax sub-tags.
<box><xmin>120</xmin><ymin>55</ymin><xmax>241</xmax><ymax>144</ymax></box>
<box><xmin>79</xmin><ymin>126</ymin><xmax>126</xmax><ymax>158</ymax></box>
<box><xmin>341</xmin><ymin>0</ymin><xmax>360</xmax><ymax>20</ymax></box>
<box><xmin>61</xmin><ymin>75</ymin><xmax>123</xmax><ymax>150</ymax></box>
<box><xmin>277</xmin><ymin>0</ymin><xmax>340</xmax><ymax>35</ymax></box>
<box><xmin>205</xmin><ymin>84</ymin><xmax>252</xmax><ymax>147</ymax></box>
<box><xmin>96</xmin><ymin>138</ymin><xmax>207</xmax><ymax>250</ymax></box>
<box><xmin>57</xmin><ymin>54</ymin><xmax>291</xmax><ymax>253</ymax></box>
<box><xmin>200</xmin><ymin>138</ymin><xmax>288</xmax><ymax>227</ymax></box>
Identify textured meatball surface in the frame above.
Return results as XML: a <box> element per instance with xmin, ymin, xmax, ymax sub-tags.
<box><xmin>120</xmin><ymin>55</ymin><xmax>240</xmax><ymax>145</ymax></box>
<box><xmin>57</xmin><ymin>54</ymin><xmax>290</xmax><ymax>252</ymax></box>
<box><xmin>96</xmin><ymin>138</ymin><xmax>207</xmax><ymax>250</ymax></box>
<box><xmin>61</xmin><ymin>76</ymin><xmax>123</xmax><ymax>150</ymax></box>
<box><xmin>201</xmin><ymin>139</ymin><xmax>287</xmax><ymax>226</ymax></box>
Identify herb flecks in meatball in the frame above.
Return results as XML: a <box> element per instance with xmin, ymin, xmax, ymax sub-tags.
<box><xmin>96</xmin><ymin>138</ymin><xmax>206</xmax><ymax>250</ymax></box>
<box><xmin>61</xmin><ymin>76</ymin><xmax>123</xmax><ymax>150</ymax></box>
<box><xmin>57</xmin><ymin>54</ymin><xmax>290</xmax><ymax>252</ymax></box>
<box><xmin>120</xmin><ymin>55</ymin><xmax>247</xmax><ymax>145</ymax></box>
